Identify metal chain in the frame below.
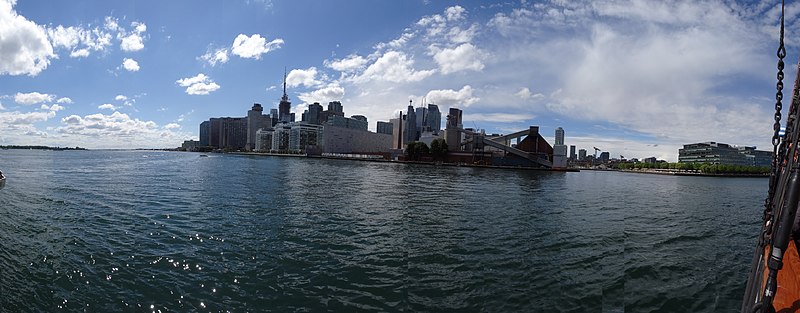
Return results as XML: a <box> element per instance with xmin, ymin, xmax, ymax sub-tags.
<box><xmin>763</xmin><ymin>0</ymin><xmax>787</xmax><ymax>243</ymax></box>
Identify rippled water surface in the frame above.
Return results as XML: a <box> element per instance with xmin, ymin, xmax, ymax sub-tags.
<box><xmin>0</xmin><ymin>150</ymin><xmax>765</xmax><ymax>312</ymax></box>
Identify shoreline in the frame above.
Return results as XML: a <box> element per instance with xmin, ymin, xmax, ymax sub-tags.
<box><xmin>229</xmin><ymin>151</ymin><xmax>580</xmax><ymax>172</ymax></box>
<box><xmin>581</xmin><ymin>167</ymin><xmax>769</xmax><ymax>178</ymax></box>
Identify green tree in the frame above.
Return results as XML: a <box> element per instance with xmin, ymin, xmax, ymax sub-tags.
<box><xmin>405</xmin><ymin>141</ymin><xmax>430</xmax><ymax>161</ymax></box>
<box><xmin>430</xmin><ymin>138</ymin><xmax>448</xmax><ymax>161</ymax></box>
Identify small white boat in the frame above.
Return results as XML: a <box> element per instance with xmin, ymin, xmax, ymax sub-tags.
<box><xmin>0</xmin><ymin>171</ymin><xmax>5</xmax><ymax>190</ymax></box>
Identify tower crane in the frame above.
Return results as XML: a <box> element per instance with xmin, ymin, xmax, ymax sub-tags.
<box><xmin>593</xmin><ymin>146</ymin><xmax>600</xmax><ymax>159</ymax></box>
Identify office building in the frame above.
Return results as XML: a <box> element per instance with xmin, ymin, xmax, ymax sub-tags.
<box><xmin>272</xmin><ymin>124</ymin><xmax>291</xmax><ymax>151</ymax></box>
<box><xmin>328</xmin><ymin>101</ymin><xmax>343</xmax><ymax>114</ymax></box>
<box><xmin>246</xmin><ymin>103</ymin><xmax>271</xmax><ymax>151</ymax></box>
<box><xmin>445</xmin><ymin>107</ymin><xmax>463</xmax><ymax>151</ymax></box>
<box><xmin>377</xmin><ymin>121</ymin><xmax>393</xmax><ymax>135</ymax></box>
<box><xmin>270</xmin><ymin>109</ymin><xmax>278</xmax><ymax>126</ymax></box>
<box><xmin>415</xmin><ymin>107</ymin><xmax>427</xmax><ymax>132</ymax></box>
<box><xmin>255</xmin><ymin>128</ymin><xmax>274</xmax><ymax>152</ymax></box>
<box><xmin>678</xmin><ymin>142</ymin><xmax>772</xmax><ymax>166</ymax></box>
<box><xmin>427</xmin><ymin>104</ymin><xmax>441</xmax><ymax>132</ymax></box>
<box><xmin>323</xmin><ymin>125</ymin><xmax>392</xmax><ymax>154</ymax></box>
<box><xmin>290</xmin><ymin>123</ymin><xmax>323</xmax><ymax>152</ymax></box>
<box><xmin>305</xmin><ymin>102</ymin><xmax>323</xmax><ymax>125</ymax></box>
<box><xmin>569</xmin><ymin>145</ymin><xmax>576</xmax><ymax>160</ymax></box>
<box><xmin>578</xmin><ymin>149</ymin><xmax>587</xmax><ymax>161</ymax></box>
<box><xmin>391</xmin><ymin>113</ymin><xmax>405</xmax><ymax>149</ymax></box>
<box><xmin>327</xmin><ymin>115</ymin><xmax>368</xmax><ymax>131</ymax></box>
<box><xmin>405</xmin><ymin>103</ymin><xmax>417</xmax><ymax>143</ymax></box>
<box><xmin>555</xmin><ymin>127</ymin><xmax>564</xmax><ymax>145</ymax></box>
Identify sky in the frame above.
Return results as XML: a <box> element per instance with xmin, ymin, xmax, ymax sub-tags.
<box><xmin>0</xmin><ymin>0</ymin><xmax>798</xmax><ymax>161</ymax></box>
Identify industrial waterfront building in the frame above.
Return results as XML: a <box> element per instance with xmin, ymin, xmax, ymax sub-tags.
<box><xmin>678</xmin><ymin>142</ymin><xmax>772</xmax><ymax>167</ymax></box>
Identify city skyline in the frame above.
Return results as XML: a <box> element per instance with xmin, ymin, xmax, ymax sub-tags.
<box><xmin>0</xmin><ymin>0</ymin><xmax>796</xmax><ymax>161</ymax></box>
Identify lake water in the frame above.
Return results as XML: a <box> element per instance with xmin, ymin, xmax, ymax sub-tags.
<box><xmin>0</xmin><ymin>150</ymin><xmax>765</xmax><ymax>312</ymax></box>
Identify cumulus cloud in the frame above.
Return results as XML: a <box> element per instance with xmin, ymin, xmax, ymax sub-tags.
<box><xmin>15</xmin><ymin>92</ymin><xmax>54</xmax><ymax>105</ymax></box>
<box><xmin>358</xmin><ymin>51</ymin><xmax>435</xmax><ymax>83</ymax></box>
<box><xmin>57</xmin><ymin>97</ymin><xmax>73</xmax><ymax>104</ymax></box>
<box><xmin>114</xmin><ymin>95</ymin><xmax>127</xmax><ymax>101</ymax></box>
<box><xmin>431</xmin><ymin>43</ymin><xmax>485</xmax><ymax>74</ymax></box>
<box><xmin>119</xmin><ymin>21</ymin><xmax>146</xmax><ymax>52</ymax></box>
<box><xmin>0</xmin><ymin>0</ymin><xmax>55</xmax><ymax>76</ymax></box>
<box><xmin>425</xmin><ymin>85</ymin><xmax>480</xmax><ymax>107</ymax></box>
<box><xmin>0</xmin><ymin>110</ymin><xmax>56</xmax><ymax>125</ymax></box>
<box><xmin>98</xmin><ymin>103</ymin><xmax>117</xmax><ymax>110</ymax></box>
<box><xmin>445</xmin><ymin>5</ymin><xmax>466</xmax><ymax>21</ymax></box>
<box><xmin>230</xmin><ymin>34</ymin><xmax>283</xmax><ymax>59</ymax></box>
<box><xmin>297</xmin><ymin>84</ymin><xmax>345</xmax><ymax>104</ymax></box>
<box><xmin>46</xmin><ymin>22</ymin><xmax>113</xmax><ymax>58</ymax></box>
<box><xmin>164</xmin><ymin>123</ymin><xmax>180</xmax><ymax>129</ymax></box>
<box><xmin>41</xmin><ymin>104</ymin><xmax>65</xmax><ymax>112</ymax></box>
<box><xmin>287</xmin><ymin>67</ymin><xmax>322</xmax><ymax>88</ymax></box>
<box><xmin>324</xmin><ymin>54</ymin><xmax>368</xmax><ymax>72</ymax></box>
<box><xmin>199</xmin><ymin>48</ymin><xmax>229</xmax><ymax>66</ymax></box>
<box><xmin>59</xmin><ymin>111</ymin><xmax>157</xmax><ymax>137</ymax></box>
<box><xmin>121</xmin><ymin>58</ymin><xmax>140</xmax><ymax>71</ymax></box>
<box><xmin>176</xmin><ymin>73</ymin><xmax>220</xmax><ymax>95</ymax></box>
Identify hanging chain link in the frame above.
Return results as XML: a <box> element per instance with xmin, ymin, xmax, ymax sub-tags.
<box><xmin>763</xmin><ymin>0</ymin><xmax>787</xmax><ymax>243</ymax></box>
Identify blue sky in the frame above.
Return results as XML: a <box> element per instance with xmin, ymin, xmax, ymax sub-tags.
<box><xmin>0</xmin><ymin>0</ymin><xmax>797</xmax><ymax>160</ymax></box>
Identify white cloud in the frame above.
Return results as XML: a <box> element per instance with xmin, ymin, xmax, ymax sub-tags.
<box><xmin>462</xmin><ymin>112</ymin><xmax>534</xmax><ymax>123</ymax></box>
<box><xmin>0</xmin><ymin>0</ymin><xmax>55</xmax><ymax>76</ymax></box>
<box><xmin>104</xmin><ymin>16</ymin><xmax>120</xmax><ymax>32</ymax></box>
<box><xmin>119</xmin><ymin>22</ymin><xmax>146</xmax><ymax>52</ymax></box>
<box><xmin>114</xmin><ymin>95</ymin><xmax>127</xmax><ymax>101</ymax></box>
<box><xmin>98</xmin><ymin>103</ymin><xmax>117</xmax><ymax>110</ymax></box>
<box><xmin>358</xmin><ymin>51</ymin><xmax>435</xmax><ymax>83</ymax></box>
<box><xmin>69</xmin><ymin>48</ymin><xmax>90</xmax><ymax>58</ymax></box>
<box><xmin>230</xmin><ymin>34</ymin><xmax>283</xmax><ymax>59</ymax></box>
<box><xmin>46</xmin><ymin>23</ymin><xmax>114</xmax><ymax>58</ymax></box>
<box><xmin>199</xmin><ymin>48</ymin><xmax>229</xmax><ymax>66</ymax></box>
<box><xmin>286</xmin><ymin>67</ymin><xmax>322</xmax><ymax>88</ymax></box>
<box><xmin>324</xmin><ymin>54</ymin><xmax>368</xmax><ymax>72</ymax></box>
<box><xmin>40</xmin><ymin>104</ymin><xmax>65</xmax><ymax>112</ymax></box>
<box><xmin>445</xmin><ymin>5</ymin><xmax>467</xmax><ymax>21</ymax></box>
<box><xmin>0</xmin><ymin>110</ymin><xmax>56</xmax><ymax>125</ymax></box>
<box><xmin>297</xmin><ymin>84</ymin><xmax>345</xmax><ymax>104</ymax></box>
<box><xmin>57</xmin><ymin>111</ymin><xmax>175</xmax><ymax>144</ymax></box>
<box><xmin>164</xmin><ymin>123</ymin><xmax>180</xmax><ymax>129</ymax></box>
<box><xmin>121</xmin><ymin>58</ymin><xmax>140</xmax><ymax>71</ymax></box>
<box><xmin>15</xmin><ymin>92</ymin><xmax>54</xmax><ymax>105</ymax></box>
<box><xmin>425</xmin><ymin>85</ymin><xmax>480</xmax><ymax>107</ymax></box>
<box><xmin>176</xmin><ymin>73</ymin><xmax>220</xmax><ymax>95</ymax></box>
<box><xmin>431</xmin><ymin>43</ymin><xmax>485</xmax><ymax>74</ymax></box>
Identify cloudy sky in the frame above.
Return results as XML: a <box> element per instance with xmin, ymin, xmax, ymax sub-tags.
<box><xmin>0</xmin><ymin>0</ymin><xmax>796</xmax><ymax>160</ymax></box>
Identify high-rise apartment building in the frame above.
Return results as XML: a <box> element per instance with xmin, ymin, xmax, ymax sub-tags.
<box><xmin>199</xmin><ymin>121</ymin><xmax>210</xmax><ymax>146</ymax></box>
<box><xmin>306</xmin><ymin>102</ymin><xmax>323</xmax><ymax>125</ymax></box>
<box><xmin>578</xmin><ymin>149</ymin><xmax>587</xmax><ymax>161</ymax></box>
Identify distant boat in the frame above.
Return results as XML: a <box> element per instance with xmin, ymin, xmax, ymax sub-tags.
<box><xmin>0</xmin><ymin>171</ymin><xmax>5</xmax><ymax>190</ymax></box>
<box><xmin>199</xmin><ymin>154</ymin><xmax>209</xmax><ymax>157</ymax></box>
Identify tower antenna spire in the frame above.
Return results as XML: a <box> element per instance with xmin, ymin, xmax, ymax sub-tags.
<box><xmin>282</xmin><ymin>67</ymin><xmax>288</xmax><ymax>101</ymax></box>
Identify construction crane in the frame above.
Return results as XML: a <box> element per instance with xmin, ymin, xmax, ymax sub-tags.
<box><xmin>593</xmin><ymin>146</ymin><xmax>600</xmax><ymax>159</ymax></box>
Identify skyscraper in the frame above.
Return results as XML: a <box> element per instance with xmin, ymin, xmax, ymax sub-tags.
<box><xmin>307</xmin><ymin>102</ymin><xmax>323</xmax><ymax>125</ymax></box>
<box><xmin>377</xmin><ymin>121</ymin><xmax>393</xmax><ymax>135</ymax></box>
<box><xmin>405</xmin><ymin>101</ymin><xmax>417</xmax><ymax>143</ymax></box>
<box><xmin>569</xmin><ymin>145</ymin><xmax>576</xmax><ymax>160</ymax></box>
<box><xmin>246</xmin><ymin>103</ymin><xmax>271</xmax><ymax>151</ymax></box>
<box><xmin>328</xmin><ymin>101</ymin><xmax>343</xmax><ymax>114</ymax></box>
<box><xmin>415</xmin><ymin>107</ymin><xmax>427</xmax><ymax>132</ymax></box>
<box><xmin>555</xmin><ymin>127</ymin><xmax>564</xmax><ymax>145</ymax></box>
<box><xmin>199</xmin><ymin>121</ymin><xmax>210</xmax><ymax>146</ymax></box>
<box><xmin>279</xmin><ymin>70</ymin><xmax>291</xmax><ymax>123</ymax></box>
<box><xmin>427</xmin><ymin>104</ymin><xmax>441</xmax><ymax>132</ymax></box>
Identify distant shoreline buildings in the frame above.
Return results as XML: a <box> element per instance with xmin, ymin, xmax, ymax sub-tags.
<box><xmin>181</xmin><ymin>72</ymin><xmax>772</xmax><ymax>170</ymax></box>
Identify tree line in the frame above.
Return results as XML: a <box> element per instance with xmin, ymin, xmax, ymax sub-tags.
<box><xmin>616</xmin><ymin>162</ymin><xmax>770</xmax><ymax>174</ymax></box>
